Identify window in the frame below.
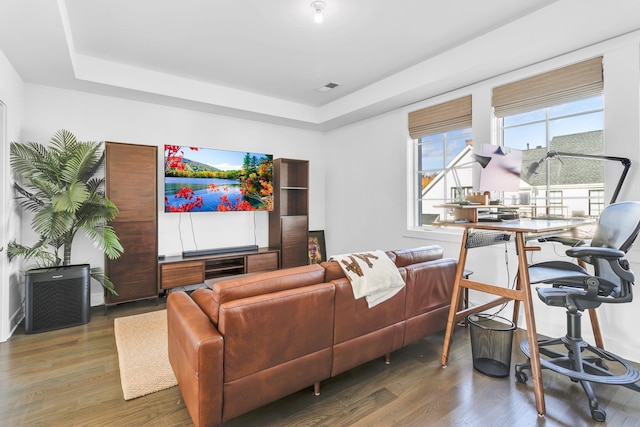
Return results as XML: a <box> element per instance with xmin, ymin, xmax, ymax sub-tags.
<box><xmin>452</xmin><ymin>186</ymin><xmax>473</xmax><ymax>202</ymax></box>
<box><xmin>494</xmin><ymin>57</ymin><xmax>605</xmax><ymax>218</ymax></box>
<box><xmin>589</xmin><ymin>189</ymin><xmax>605</xmax><ymax>216</ymax></box>
<box><xmin>499</xmin><ymin>96</ymin><xmax>604</xmax><ymax>217</ymax></box>
<box><xmin>409</xmin><ymin>96</ymin><xmax>472</xmax><ymax>226</ymax></box>
<box><xmin>548</xmin><ymin>190</ymin><xmax>564</xmax><ymax>216</ymax></box>
<box><xmin>415</xmin><ymin>129</ymin><xmax>473</xmax><ymax>225</ymax></box>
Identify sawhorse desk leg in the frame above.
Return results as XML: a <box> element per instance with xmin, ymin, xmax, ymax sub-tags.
<box><xmin>515</xmin><ymin>232</ymin><xmax>546</xmax><ymax>416</ymax></box>
<box><xmin>441</xmin><ymin>229</ymin><xmax>469</xmax><ymax>368</ymax></box>
<box><xmin>441</xmin><ymin>229</ymin><xmax>547</xmax><ymax>417</ymax></box>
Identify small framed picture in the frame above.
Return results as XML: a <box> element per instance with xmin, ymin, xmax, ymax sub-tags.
<box><xmin>308</xmin><ymin>230</ymin><xmax>326</xmax><ymax>264</ymax></box>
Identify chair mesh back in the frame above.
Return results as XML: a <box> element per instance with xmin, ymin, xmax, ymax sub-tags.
<box><xmin>591</xmin><ymin>201</ymin><xmax>640</xmax><ymax>293</ymax></box>
<box><xmin>592</xmin><ymin>201</ymin><xmax>640</xmax><ymax>251</ymax></box>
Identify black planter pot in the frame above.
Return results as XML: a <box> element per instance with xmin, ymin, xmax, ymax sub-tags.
<box><xmin>25</xmin><ymin>264</ymin><xmax>91</xmax><ymax>334</ymax></box>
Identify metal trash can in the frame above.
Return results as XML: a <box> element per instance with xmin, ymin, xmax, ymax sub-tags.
<box><xmin>467</xmin><ymin>313</ymin><xmax>516</xmax><ymax>378</ymax></box>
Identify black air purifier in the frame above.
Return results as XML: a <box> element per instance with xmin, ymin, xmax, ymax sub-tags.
<box><xmin>25</xmin><ymin>264</ymin><xmax>91</xmax><ymax>334</ymax></box>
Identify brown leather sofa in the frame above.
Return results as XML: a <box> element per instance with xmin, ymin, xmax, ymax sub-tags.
<box><xmin>167</xmin><ymin>245</ymin><xmax>457</xmax><ymax>426</ymax></box>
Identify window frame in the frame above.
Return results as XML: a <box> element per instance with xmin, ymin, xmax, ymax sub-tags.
<box><xmin>414</xmin><ymin>128</ymin><xmax>473</xmax><ymax>227</ymax></box>
<box><xmin>497</xmin><ymin>95</ymin><xmax>604</xmax><ymax>217</ymax></box>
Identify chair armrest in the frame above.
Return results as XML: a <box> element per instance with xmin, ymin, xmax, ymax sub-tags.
<box><xmin>562</xmin><ymin>247</ymin><xmax>635</xmax><ymax>294</ymax></box>
<box><xmin>566</xmin><ymin>246</ymin><xmax>625</xmax><ymax>260</ymax></box>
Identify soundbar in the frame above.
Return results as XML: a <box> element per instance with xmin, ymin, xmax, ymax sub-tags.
<box><xmin>182</xmin><ymin>245</ymin><xmax>259</xmax><ymax>258</ymax></box>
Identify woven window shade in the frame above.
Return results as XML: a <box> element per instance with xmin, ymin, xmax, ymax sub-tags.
<box><xmin>492</xmin><ymin>57</ymin><xmax>603</xmax><ymax>118</ymax></box>
<box><xmin>408</xmin><ymin>95</ymin><xmax>472</xmax><ymax>139</ymax></box>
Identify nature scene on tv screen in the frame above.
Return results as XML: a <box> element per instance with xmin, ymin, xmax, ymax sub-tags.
<box><xmin>164</xmin><ymin>145</ymin><xmax>273</xmax><ymax>212</ymax></box>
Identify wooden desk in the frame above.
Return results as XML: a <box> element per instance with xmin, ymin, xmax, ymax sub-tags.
<box><xmin>434</xmin><ymin>203</ymin><xmax>569</xmax><ymax>222</ymax></box>
<box><xmin>440</xmin><ymin>218</ymin><xmax>594</xmax><ymax>417</ymax></box>
<box><xmin>434</xmin><ymin>203</ymin><xmax>503</xmax><ymax>222</ymax></box>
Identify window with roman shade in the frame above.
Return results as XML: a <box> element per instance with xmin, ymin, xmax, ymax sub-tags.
<box><xmin>496</xmin><ymin>57</ymin><xmax>605</xmax><ymax>218</ymax></box>
<box><xmin>492</xmin><ymin>56</ymin><xmax>603</xmax><ymax>117</ymax></box>
<box><xmin>410</xmin><ymin>95</ymin><xmax>473</xmax><ymax>226</ymax></box>
<box><xmin>409</xmin><ymin>95</ymin><xmax>471</xmax><ymax>139</ymax></box>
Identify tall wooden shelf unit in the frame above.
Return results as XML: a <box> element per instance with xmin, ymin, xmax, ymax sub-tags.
<box><xmin>104</xmin><ymin>142</ymin><xmax>158</xmax><ymax>307</ymax></box>
<box><xmin>269</xmin><ymin>158</ymin><xmax>309</xmax><ymax>268</ymax></box>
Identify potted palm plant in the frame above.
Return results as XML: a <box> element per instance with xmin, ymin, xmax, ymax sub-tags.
<box><xmin>7</xmin><ymin>129</ymin><xmax>123</xmax><ymax>295</ymax></box>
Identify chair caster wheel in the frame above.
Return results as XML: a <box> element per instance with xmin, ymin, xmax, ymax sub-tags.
<box><xmin>591</xmin><ymin>408</ymin><xmax>606</xmax><ymax>422</ymax></box>
<box><xmin>515</xmin><ymin>370</ymin><xmax>528</xmax><ymax>384</ymax></box>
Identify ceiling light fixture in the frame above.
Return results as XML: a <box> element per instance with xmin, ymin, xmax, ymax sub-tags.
<box><xmin>311</xmin><ymin>1</ymin><xmax>326</xmax><ymax>23</ymax></box>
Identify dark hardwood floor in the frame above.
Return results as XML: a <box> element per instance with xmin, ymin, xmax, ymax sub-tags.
<box><xmin>1</xmin><ymin>299</ymin><xmax>639</xmax><ymax>426</ymax></box>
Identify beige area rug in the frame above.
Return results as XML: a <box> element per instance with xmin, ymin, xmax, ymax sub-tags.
<box><xmin>114</xmin><ymin>309</ymin><xmax>177</xmax><ymax>400</ymax></box>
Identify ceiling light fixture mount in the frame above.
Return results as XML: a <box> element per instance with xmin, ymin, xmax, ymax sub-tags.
<box><xmin>311</xmin><ymin>1</ymin><xmax>326</xmax><ymax>23</ymax></box>
<box><xmin>316</xmin><ymin>82</ymin><xmax>340</xmax><ymax>93</ymax></box>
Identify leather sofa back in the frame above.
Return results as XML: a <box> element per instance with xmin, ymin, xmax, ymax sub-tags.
<box><xmin>392</xmin><ymin>245</ymin><xmax>444</xmax><ymax>267</ymax></box>
<box><xmin>322</xmin><ymin>246</ymin><xmax>444</xmax><ymax>281</ymax></box>
<box><xmin>193</xmin><ymin>264</ymin><xmax>326</xmax><ymax>325</ymax></box>
<box><xmin>218</xmin><ymin>282</ymin><xmax>335</xmax><ymax>382</ymax></box>
<box><xmin>403</xmin><ymin>258</ymin><xmax>457</xmax><ymax>318</ymax></box>
<box><xmin>332</xmin><ymin>270</ymin><xmax>406</xmax><ymax>345</ymax></box>
<box><xmin>321</xmin><ymin>260</ymin><xmax>345</xmax><ymax>281</ymax></box>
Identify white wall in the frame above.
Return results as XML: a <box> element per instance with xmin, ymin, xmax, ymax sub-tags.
<box><xmin>20</xmin><ymin>85</ymin><xmax>326</xmax><ymax>306</ymax></box>
<box><xmin>325</xmin><ymin>36</ymin><xmax>640</xmax><ymax>362</ymax></box>
<box><xmin>0</xmin><ymin>48</ymin><xmax>24</xmax><ymax>341</ymax></box>
<box><xmin>322</xmin><ymin>110</ymin><xmax>412</xmax><ymax>256</ymax></box>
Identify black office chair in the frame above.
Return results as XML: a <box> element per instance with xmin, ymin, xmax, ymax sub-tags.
<box><xmin>515</xmin><ymin>201</ymin><xmax>640</xmax><ymax>422</ymax></box>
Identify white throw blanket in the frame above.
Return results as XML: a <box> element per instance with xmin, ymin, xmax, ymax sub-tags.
<box><xmin>330</xmin><ymin>250</ymin><xmax>406</xmax><ymax>308</ymax></box>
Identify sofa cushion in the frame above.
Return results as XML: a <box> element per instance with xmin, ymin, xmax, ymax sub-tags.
<box><xmin>392</xmin><ymin>245</ymin><xmax>443</xmax><ymax>267</ymax></box>
<box><xmin>218</xmin><ymin>282</ymin><xmax>335</xmax><ymax>382</ymax></box>
<box><xmin>202</xmin><ymin>264</ymin><xmax>326</xmax><ymax>325</ymax></box>
<box><xmin>332</xmin><ymin>275</ymin><xmax>406</xmax><ymax>344</ymax></box>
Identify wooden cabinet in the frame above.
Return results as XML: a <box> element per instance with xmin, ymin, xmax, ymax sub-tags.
<box><xmin>158</xmin><ymin>248</ymin><xmax>280</xmax><ymax>290</ymax></box>
<box><xmin>104</xmin><ymin>142</ymin><xmax>158</xmax><ymax>306</ymax></box>
<box><xmin>246</xmin><ymin>250</ymin><xmax>279</xmax><ymax>273</ymax></box>
<box><xmin>269</xmin><ymin>159</ymin><xmax>309</xmax><ymax>268</ymax></box>
<box><xmin>280</xmin><ymin>216</ymin><xmax>309</xmax><ymax>267</ymax></box>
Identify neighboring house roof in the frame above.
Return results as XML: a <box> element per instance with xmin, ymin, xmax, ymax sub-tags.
<box><xmin>521</xmin><ymin>130</ymin><xmax>604</xmax><ymax>186</ymax></box>
<box><xmin>422</xmin><ymin>145</ymin><xmax>473</xmax><ymax>196</ymax></box>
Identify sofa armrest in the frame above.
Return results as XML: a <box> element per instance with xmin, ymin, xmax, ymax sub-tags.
<box><xmin>167</xmin><ymin>291</ymin><xmax>224</xmax><ymax>427</ymax></box>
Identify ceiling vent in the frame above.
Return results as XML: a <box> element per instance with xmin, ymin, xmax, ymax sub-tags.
<box><xmin>316</xmin><ymin>82</ymin><xmax>340</xmax><ymax>93</ymax></box>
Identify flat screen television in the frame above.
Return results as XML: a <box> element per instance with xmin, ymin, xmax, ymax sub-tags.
<box><xmin>164</xmin><ymin>145</ymin><xmax>273</xmax><ymax>212</ymax></box>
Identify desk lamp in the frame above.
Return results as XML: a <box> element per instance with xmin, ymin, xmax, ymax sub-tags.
<box><xmin>523</xmin><ymin>151</ymin><xmax>631</xmax><ymax>204</ymax></box>
<box><xmin>450</xmin><ymin>153</ymin><xmax>492</xmax><ymax>202</ymax></box>
<box><xmin>524</xmin><ymin>150</ymin><xmax>632</xmax><ymax>247</ymax></box>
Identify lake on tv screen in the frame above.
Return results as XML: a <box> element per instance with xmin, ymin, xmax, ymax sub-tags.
<box><xmin>165</xmin><ymin>177</ymin><xmax>254</xmax><ymax>212</ymax></box>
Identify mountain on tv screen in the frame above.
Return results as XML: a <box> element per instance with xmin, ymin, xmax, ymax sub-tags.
<box><xmin>164</xmin><ymin>145</ymin><xmax>273</xmax><ymax>212</ymax></box>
